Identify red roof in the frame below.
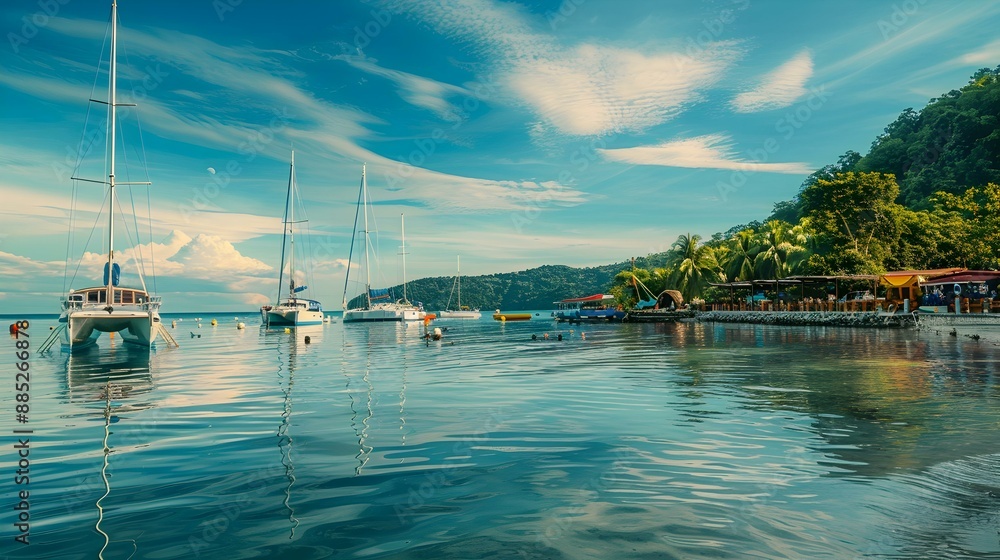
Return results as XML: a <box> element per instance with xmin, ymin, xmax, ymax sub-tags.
<box><xmin>558</xmin><ymin>293</ymin><xmax>613</xmax><ymax>303</ymax></box>
<box><xmin>921</xmin><ymin>270</ymin><xmax>1000</xmax><ymax>285</ymax></box>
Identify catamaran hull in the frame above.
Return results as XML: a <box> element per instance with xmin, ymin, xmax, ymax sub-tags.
<box><xmin>61</xmin><ymin>310</ymin><xmax>159</xmax><ymax>351</ymax></box>
<box><xmin>263</xmin><ymin>308</ymin><xmax>324</xmax><ymax>327</ymax></box>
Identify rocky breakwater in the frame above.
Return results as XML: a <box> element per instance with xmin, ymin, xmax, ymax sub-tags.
<box><xmin>696</xmin><ymin>310</ymin><xmax>905</xmax><ymax>328</ymax></box>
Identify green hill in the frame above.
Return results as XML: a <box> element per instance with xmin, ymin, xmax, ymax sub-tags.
<box><xmin>348</xmin><ymin>255</ymin><xmax>670</xmax><ymax>312</ymax></box>
<box><xmin>774</xmin><ymin>65</ymin><xmax>1000</xmax><ymax>220</ymax></box>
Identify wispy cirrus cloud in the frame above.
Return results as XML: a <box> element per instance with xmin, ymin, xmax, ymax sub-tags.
<box><xmin>12</xmin><ymin>13</ymin><xmax>582</xmax><ymax>218</ymax></box>
<box><xmin>598</xmin><ymin>134</ymin><xmax>811</xmax><ymax>174</ymax></box>
<box><xmin>959</xmin><ymin>38</ymin><xmax>1000</xmax><ymax>65</ymax></box>
<box><xmin>380</xmin><ymin>0</ymin><xmax>743</xmax><ymax>137</ymax></box>
<box><xmin>327</xmin><ymin>54</ymin><xmax>469</xmax><ymax>121</ymax></box>
<box><xmin>731</xmin><ymin>49</ymin><xmax>814</xmax><ymax>113</ymax></box>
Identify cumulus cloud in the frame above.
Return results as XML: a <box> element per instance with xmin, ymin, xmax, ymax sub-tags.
<box><xmin>168</xmin><ymin>233</ymin><xmax>272</xmax><ymax>277</ymax></box>
<box><xmin>69</xmin><ymin>230</ymin><xmax>270</xmax><ymax>286</ymax></box>
<box><xmin>731</xmin><ymin>50</ymin><xmax>814</xmax><ymax>113</ymax></box>
<box><xmin>599</xmin><ymin>133</ymin><xmax>812</xmax><ymax>174</ymax></box>
<box><xmin>0</xmin><ymin>251</ymin><xmax>63</xmax><ymax>279</ymax></box>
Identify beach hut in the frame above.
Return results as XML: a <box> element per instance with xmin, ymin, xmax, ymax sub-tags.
<box><xmin>655</xmin><ymin>290</ymin><xmax>684</xmax><ymax>310</ymax></box>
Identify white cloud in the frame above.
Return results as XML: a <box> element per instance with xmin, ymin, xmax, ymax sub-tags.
<box><xmin>365</xmin><ymin>163</ymin><xmax>588</xmax><ymax>213</ymax></box>
<box><xmin>0</xmin><ymin>251</ymin><xmax>63</xmax><ymax>279</ymax></box>
<box><xmin>508</xmin><ymin>43</ymin><xmax>740</xmax><ymax>136</ymax></box>
<box><xmin>598</xmin><ymin>134</ymin><xmax>812</xmax><ymax>174</ymax></box>
<box><xmin>731</xmin><ymin>50</ymin><xmax>814</xmax><ymax>113</ymax></box>
<box><xmin>383</xmin><ymin>0</ymin><xmax>743</xmax><ymax>137</ymax></box>
<box><xmin>69</xmin><ymin>230</ymin><xmax>271</xmax><ymax>287</ymax></box>
<box><xmin>168</xmin><ymin>233</ymin><xmax>272</xmax><ymax>277</ymax></box>
<box><xmin>330</xmin><ymin>54</ymin><xmax>470</xmax><ymax>121</ymax></box>
<box><xmin>960</xmin><ymin>39</ymin><xmax>1000</xmax><ymax>65</ymax></box>
<box><xmin>0</xmin><ymin>5</ymin><xmax>598</xmax><ymax>250</ymax></box>
<box><xmin>822</xmin><ymin>3</ymin><xmax>997</xmax><ymax>87</ymax></box>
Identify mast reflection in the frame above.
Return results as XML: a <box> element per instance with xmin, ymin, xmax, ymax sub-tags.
<box><xmin>62</xmin><ymin>346</ymin><xmax>153</xmax><ymax>559</ymax></box>
<box><xmin>275</xmin><ymin>329</ymin><xmax>312</xmax><ymax>538</ymax></box>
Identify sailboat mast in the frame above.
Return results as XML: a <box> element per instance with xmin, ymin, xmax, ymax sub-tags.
<box><xmin>401</xmin><ymin>213</ymin><xmax>407</xmax><ymax>304</ymax></box>
<box><xmin>362</xmin><ymin>164</ymin><xmax>372</xmax><ymax>308</ymax></box>
<box><xmin>106</xmin><ymin>0</ymin><xmax>118</xmax><ymax>303</ymax></box>
<box><xmin>288</xmin><ymin>151</ymin><xmax>295</xmax><ymax>300</ymax></box>
<box><xmin>457</xmin><ymin>255</ymin><xmax>461</xmax><ymax>308</ymax></box>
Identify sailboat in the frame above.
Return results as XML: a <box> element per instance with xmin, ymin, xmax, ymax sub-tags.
<box><xmin>53</xmin><ymin>1</ymin><xmax>170</xmax><ymax>352</ymax></box>
<box><xmin>342</xmin><ymin>165</ymin><xmax>424</xmax><ymax>322</ymax></box>
<box><xmin>438</xmin><ymin>256</ymin><xmax>481</xmax><ymax>319</ymax></box>
<box><xmin>261</xmin><ymin>151</ymin><xmax>324</xmax><ymax>327</ymax></box>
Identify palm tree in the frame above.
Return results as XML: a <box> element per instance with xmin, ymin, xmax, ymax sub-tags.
<box><xmin>666</xmin><ymin>233</ymin><xmax>724</xmax><ymax>301</ymax></box>
<box><xmin>754</xmin><ymin>220</ymin><xmax>807</xmax><ymax>279</ymax></box>
<box><xmin>724</xmin><ymin>228</ymin><xmax>758</xmax><ymax>281</ymax></box>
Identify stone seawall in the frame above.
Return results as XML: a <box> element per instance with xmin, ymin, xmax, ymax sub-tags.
<box><xmin>915</xmin><ymin>313</ymin><xmax>1000</xmax><ymax>327</ymax></box>
<box><xmin>696</xmin><ymin>310</ymin><xmax>911</xmax><ymax>328</ymax></box>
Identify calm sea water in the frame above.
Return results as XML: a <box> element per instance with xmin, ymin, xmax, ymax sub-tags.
<box><xmin>3</xmin><ymin>313</ymin><xmax>999</xmax><ymax>559</ymax></box>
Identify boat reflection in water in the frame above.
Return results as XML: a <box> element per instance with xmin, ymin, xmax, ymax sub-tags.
<box><xmin>340</xmin><ymin>324</ymin><xmax>411</xmax><ymax>477</ymax></box>
<box><xmin>64</xmin><ymin>346</ymin><xmax>155</xmax><ymax>411</ymax></box>
<box><xmin>62</xmin><ymin>345</ymin><xmax>155</xmax><ymax>559</ymax></box>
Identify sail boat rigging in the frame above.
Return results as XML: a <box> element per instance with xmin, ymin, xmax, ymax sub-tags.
<box><xmin>261</xmin><ymin>151</ymin><xmax>324</xmax><ymax>327</ymax></box>
<box><xmin>438</xmin><ymin>256</ymin><xmax>481</xmax><ymax>319</ymax></box>
<box><xmin>341</xmin><ymin>165</ymin><xmax>424</xmax><ymax>322</ymax></box>
<box><xmin>50</xmin><ymin>0</ymin><xmax>170</xmax><ymax>353</ymax></box>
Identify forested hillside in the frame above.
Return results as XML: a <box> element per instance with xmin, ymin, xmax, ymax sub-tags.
<box><xmin>349</xmin><ymin>255</ymin><xmax>670</xmax><ymax>311</ymax></box>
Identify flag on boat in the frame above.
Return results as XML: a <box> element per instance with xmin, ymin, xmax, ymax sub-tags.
<box><xmin>103</xmin><ymin>262</ymin><xmax>121</xmax><ymax>286</ymax></box>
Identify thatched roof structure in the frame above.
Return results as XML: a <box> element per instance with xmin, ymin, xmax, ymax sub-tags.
<box><xmin>656</xmin><ymin>289</ymin><xmax>684</xmax><ymax>309</ymax></box>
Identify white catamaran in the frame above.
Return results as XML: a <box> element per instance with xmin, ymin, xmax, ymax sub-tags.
<box><xmin>261</xmin><ymin>151</ymin><xmax>324</xmax><ymax>327</ymax></box>
<box><xmin>342</xmin><ymin>165</ymin><xmax>424</xmax><ymax>322</ymax></box>
<box><xmin>51</xmin><ymin>1</ymin><xmax>171</xmax><ymax>353</ymax></box>
<box><xmin>438</xmin><ymin>256</ymin><xmax>481</xmax><ymax>319</ymax></box>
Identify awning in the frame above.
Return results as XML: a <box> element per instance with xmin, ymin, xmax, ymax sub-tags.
<box><xmin>880</xmin><ymin>268</ymin><xmax>965</xmax><ymax>287</ymax></box>
<box><xmin>556</xmin><ymin>293</ymin><xmax>612</xmax><ymax>304</ymax></box>
<box><xmin>921</xmin><ymin>271</ymin><xmax>1000</xmax><ymax>285</ymax></box>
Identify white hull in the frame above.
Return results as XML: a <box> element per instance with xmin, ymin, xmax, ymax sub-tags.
<box><xmin>343</xmin><ymin>303</ymin><xmax>424</xmax><ymax>322</ymax></box>
<box><xmin>262</xmin><ymin>305</ymin><xmax>324</xmax><ymax>327</ymax></box>
<box><xmin>61</xmin><ymin>306</ymin><xmax>160</xmax><ymax>351</ymax></box>
<box><xmin>437</xmin><ymin>310</ymin><xmax>482</xmax><ymax>319</ymax></box>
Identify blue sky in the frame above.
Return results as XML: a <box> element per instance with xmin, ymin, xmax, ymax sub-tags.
<box><xmin>2</xmin><ymin>0</ymin><xmax>998</xmax><ymax>313</ymax></box>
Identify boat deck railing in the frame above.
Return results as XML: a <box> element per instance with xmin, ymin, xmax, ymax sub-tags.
<box><xmin>64</xmin><ymin>288</ymin><xmax>161</xmax><ymax>312</ymax></box>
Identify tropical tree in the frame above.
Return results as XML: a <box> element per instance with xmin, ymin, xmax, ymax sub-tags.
<box><xmin>753</xmin><ymin>220</ymin><xmax>810</xmax><ymax>279</ymax></box>
<box><xmin>931</xmin><ymin>183</ymin><xmax>1000</xmax><ymax>269</ymax></box>
<box><xmin>665</xmin><ymin>233</ymin><xmax>724</xmax><ymax>301</ymax></box>
<box><xmin>799</xmin><ymin>171</ymin><xmax>902</xmax><ymax>273</ymax></box>
<box><xmin>723</xmin><ymin>228</ymin><xmax>758</xmax><ymax>282</ymax></box>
